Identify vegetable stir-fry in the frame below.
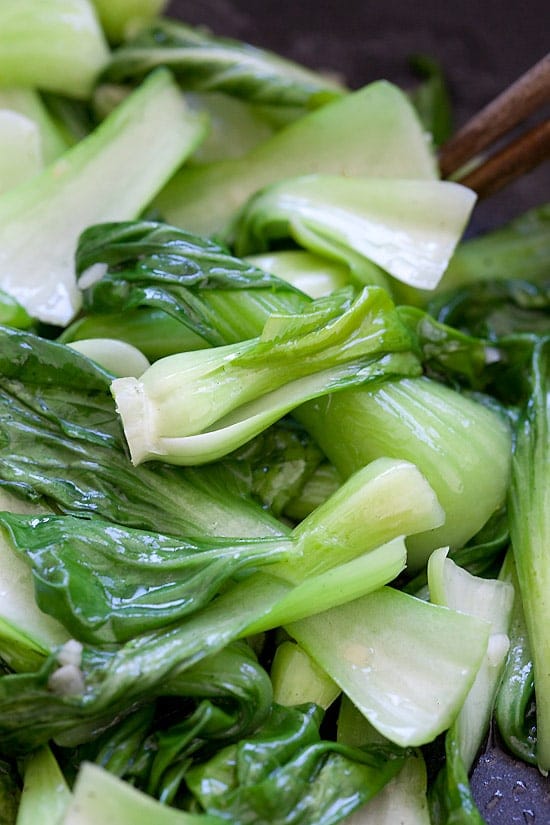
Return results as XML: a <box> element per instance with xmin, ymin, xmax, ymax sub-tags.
<box><xmin>0</xmin><ymin>2</ymin><xmax>548</xmax><ymax>823</ymax></box>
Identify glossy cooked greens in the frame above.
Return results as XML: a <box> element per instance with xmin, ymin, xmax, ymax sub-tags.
<box><xmin>0</xmin><ymin>3</ymin><xmax>548</xmax><ymax>823</ymax></box>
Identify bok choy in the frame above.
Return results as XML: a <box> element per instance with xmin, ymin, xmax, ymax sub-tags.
<box><xmin>0</xmin><ymin>0</ymin><xmax>109</xmax><ymax>99</ymax></box>
<box><xmin>0</xmin><ymin>5</ymin><xmax>547</xmax><ymax>824</ymax></box>
<box><xmin>507</xmin><ymin>339</ymin><xmax>550</xmax><ymax>772</ymax></box>
<box><xmin>0</xmin><ymin>69</ymin><xmax>206</xmax><ymax>325</ymax></box>
<box><xmin>111</xmin><ymin>286</ymin><xmax>420</xmax><ymax>465</ymax></box>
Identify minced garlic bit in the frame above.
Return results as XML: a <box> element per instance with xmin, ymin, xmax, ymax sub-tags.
<box><xmin>48</xmin><ymin>664</ymin><xmax>86</xmax><ymax>696</ymax></box>
<box><xmin>47</xmin><ymin>639</ymin><xmax>85</xmax><ymax>696</ymax></box>
<box><xmin>56</xmin><ymin>638</ymin><xmax>83</xmax><ymax>668</ymax></box>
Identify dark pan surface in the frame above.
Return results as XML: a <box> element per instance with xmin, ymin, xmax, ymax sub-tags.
<box><xmin>168</xmin><ymin>3</ymin><xmax>550</xmax><ymax>821</ymax></box>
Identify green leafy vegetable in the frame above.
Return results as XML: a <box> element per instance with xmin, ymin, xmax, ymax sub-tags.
<box><xmin>408</xmin><ymin>54</ymin><xmax>453</xmax><ymax>148</ymax></box>
<box><xmin>64</xmin><ymin>761</ymin><xmax>219</xmax><ymax>824</ymax></box>
<box><xmin>0</xmin><ymin>488</ymin><xmax>69</xmax><ymax>673</ymax></box>
<box><xmin>219</xmin><ymin>421</ymin><xmax>331</xmax><ymax>520</ymax></box>
<box><xmin>92</xmin><ymin>0</ymin><xmax>169</xmax><ymax>43</ymax></box>
<box><xmin>66</xmin><ymin>337</ymin><xmax>150</xmax><ymax>377</ymax></box>
<box><xmin>230</xmin><ymin>175</ymin><xmax>476</xmax><ymax>290</ymax></box>
<box><xmin>438</xmin><ymin>203</ymin><xmax>550</xmax><ymax>292</ymax></box>
<box><xmin>335</xmin><ymin>698</ymin><xmax>432</xmax><ymax>824</ymax></box>
<box><xmin>0</xmin><ymin>69</ymin><xmax>207</xmax><ymax>325</ymax></box>
<box><xmin>16</xmin><ymin>746</ymin><xmax>72</xmax><ymax>825</ymax></box>
<box><xmin>397</xmin><ymin>305</ymin><xmax>496</xmax><ymax>389</ymax></box>
<box><xmin>270</xmin><ymin>641</ymin><xmax>340</xmax><ymax>709</ymax></box>
<box><xmin>429</xmin><ymin>726</ymin><xmax>485</xmax><ymax>825</ymax></box>
<box><xmin>287</xmin><ymin>586</ymin><xmax>491</xmax><ymax>747</ymax></box>
<box><xmin>0</xmin><ymin>0</ymin><xmax>109</xmax><ymax>99</ymax></box>
<box><xmin>185</xmin><ymin>703</ymin><xmax>406</xmax><ymax>824</ymax></box>
<box><xmin>111</xmin><ymin>286</ymin><xmax>420</xmax><ymax>465</ymax></box>
<box><xmin>0</xmin><ymin>110</ymin><xmax>42</xmax><ymax>194</ymax></box>
<box><xmin>296</xmin><ymin>376</ymin><xmax>512</xmax><ymax>569</ymax></box>
<box><xmin>0</xmin><ymin>640</ymin><xmax>272</xmax><ymax>755</ymax></box>
<box><xmin>0</xmin><ymin>5</ymin><xmax>545</xmax><ymax>821</ymax></box>
<box><xmin>0</xmin><ymin>88</ymin><xmax>69</xmax><ymax>164</ymax></box>
<box><xmin>246</xmin><ymin>250</ymin><xmax>352</xmax><ymax>298</ymax></box>
<box><xmin>155</xmin><ymin>79</ymin><xmax>438</xmax><ymax>237</ymax></box>
<box><xmin>0</xmin><ymin>456</ymin><xmax>441</xmax><ymax>645</ymax></box>
<box><xmin>348</xmin><ymin>750</ymin><xmax>431</xmax><ymax>824</ymax></box>
<box><xmin>428</xmin><ymin>279</ymin><xmax>550</xmax><ymax>343</ymax></box>
<box><xmin>70</xmin><ymin>219</ymin><xmax>513</xmax><ymax>568</ymax></box>
<box><xmin>0</xmin><ymin>512</ymin><xmax>293</xmax><ymax>643</ymax></box>
<box><xmin>0</xmin><ymin>325</ymin><xmax>285</xmax><ymax>539</ymax></box>
<box><xmin>508</xmin><ymin>338</ymin><xmax>550</xmax><ymax>772</ymax></box>
<box><xmin>495</xmin><ymin>555</ymin><xmax>537</xmax><ymax>765</ymax></box>
<box><xmin>0</xmin><ymin>759</ymin><xmax>20</xmax><ymax>825</ymax></box>
<box><xmin>427</xmin><ymin>549</ymin><xmax>514</xmax><ymax>822</ymax></box>
<box><xmin>102</xmin><ymin>18</ymin><xmax>345</xmax><ymax>108</ymax></box>
<box><xmin>0</xmin><ymin>289</ymin><xmax>33</xmax><ymax>330</ymax></box>
<box><xmin>75</xmin><ymin>220</ymin><xmax>305</xmax><ymax>346</ymax></box>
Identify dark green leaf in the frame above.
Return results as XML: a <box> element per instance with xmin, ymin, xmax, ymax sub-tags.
<box><xmin>495</xmin><ymin>560</ymin><xmax>537</xmax><ymax>765</ymax></box>
<box><xmin>222</xmin><ymin>420</ymin><xmax>328</xmax><ymax>518</ymax></box>
<box><xmin>0</xmin><ymin>636</ymin><xmax>273</xmax><ymax>755</ymax></box>
<box><xmin>78</xmin><ymin>645</ymin><xmax>275</xmax><ymax>803</ymax></box>
<box><xmin>0</xmin><ymin>325</ymin><xmax>284</xmax><ymax>538</ymax></box>
<box><xmin>398</xmin><ymin>305</ymin><xmax>491</xmax><ymax>389</ymax></box>
<box><xmin>0</xmin><ymin>289</ymin><xmax>33</xmax><ymax>330</ymax></box>
<box><xmin>440</xmin><ymin>203</ymin><xmax>550</xmax><ymax>292</ymax></box>
<box><xmin>101</xmin><ymin>19</ymin><xmax>344</xmax><ymax>109</ymax></box>
<box><xmin>76</xmin><ymin>221</ymin><xmax>305</xmax><ymax>346</ymax></box>
<box><xmin>0</xmin><ymin>512</ymin><xmax>293</xmax><ymax>643</ymax></box>
<box><xmin>427</xmin><ymin>278</ymin><xmax>550</xmax><ymax>340</ymax></box>
<box><xmin>187</xmin><ymin>702</ymin><xmax>406</xmax><ymax>824</ymax></box>
<box><xmin>507</xmin><ymin>338</ymin><xmax>550</xmax><ymax>769</ymax></box>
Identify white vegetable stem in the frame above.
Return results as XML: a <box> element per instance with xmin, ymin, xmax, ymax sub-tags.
<box><xmin>0</xmin><ymin>69</ymin><xmax>207</xmax><ymax>325</ymax></box>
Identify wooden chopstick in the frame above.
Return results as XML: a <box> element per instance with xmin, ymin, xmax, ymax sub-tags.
<box><xmin>438</xmin><ymin>53</ymin><xmax>550</xmax><ymax>196</ymax></box>
<box><xmin>458</xmin><ymin>118</ymin><xmax>550</xmax><ymax>198</ymax></box>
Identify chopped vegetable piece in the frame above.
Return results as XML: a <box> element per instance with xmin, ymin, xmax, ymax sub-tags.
<box><xmin>0</xmin><ymin>70</ymin><xmax>207</xmax><ymax>325</ymax></box>
<box><xmin>155</xmin><ymin>80</ymin><xmax>438</xmax><ymax>237</ymax></box>
<box><xmin>0</xmin><ymin>0</ymin><xmax>109</xmax><ymax>99</ymax></box>
<box><xmin>231</xmin><ymin>174</ymin><xmax>476</xmax><ymax>290</ymax></box>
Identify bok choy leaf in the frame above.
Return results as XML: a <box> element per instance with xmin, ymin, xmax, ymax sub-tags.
<box><xmin>91</xmin><ymin>0</ymin><xmax>169</xmax><ymax>43</ymax></box>
<box><xmin>495</xmin><ymin>555</ymin><xmax>537</xmax><ymax>765</ymax></box>
<box><xmin>0</xmin><ymin>640</ymin><xmax>272</xmax><ymax>755</ymax></box>
<box><xmin>185</xmin><ymin>703</ymin><xmax>406</xmax><ymax>825</ymax></box>
<box><xmin>64</xmin><ymin>761</ymin><xmax>219</xmax><ymax>824</ymax></box>
<box><xmin>508</xmin><ymin>337</ymin><xmax>550</xmax><ymax>772</ymax></box>
<box><xmin>74</xmin><ymin>220</ymin><xmax>305</xmax><ymax>347</ymax></box>
<box><xmin>287</xmin><ymin>586</ymin><xmax>491</xmax><ymax>747</ymax></box>
<box><xmin>69</xmin><ymin>218</ymin><xmax>513</xmax><ymax>566</ymax></box>
<box><xmin>0</xmin><ymin>69</ymin><xmax>206</xmax><ymax>325</ymax></box>
<box><xmin>230</xmin><ymin>174</ymin><xmax>476</xmax><ymax>290</ymax></box>
<box><xmin>0</xmin><ymin>325</ymin><xmax>285</xmax><ymax>539</ymax></box>
<box><xmin>0</xmin><ymin>0</ymin><xmax>109</xmax><ymax>99</ymax></box>
<box><xmin>111</xmin><ymin>286</ymin><xmax>420</xmax><ymax>465</ymax></box>
<box><xmin>0</xmin><ymin>455</ymin><xmax>443</xmax><ymax>752</ymax></box>
<box><xmin>16</xmin><ymin>746</ymin><xmax>72</xmax><ymax>825</ymax></box>
<box><xmin>102</xmin><ymin>18</ymin><xmax>345</xmax><ymax>108</ymax></box>
<box><xmin>427</xmin><ymin>549</ymin><xmax>514</xmax><ymax>823</ymax></box>
<box><xmin>296</xmin><ymin>375</ymin><xmax>512</xmax><ymax>569</ymax></box>
<box><xmin>155</xmin><ymin>79</ymin><xmax>438</xmax><ymax>237</ymax></box>
<box><xmin>0</xmin><ymin>513</ymin><xmax>293</xmax><ymax>644</ymax></box>
<box><xmin>0</xmin><ymin>456</ymin><xmax>441</xmax><ymax>645</ymax></box>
